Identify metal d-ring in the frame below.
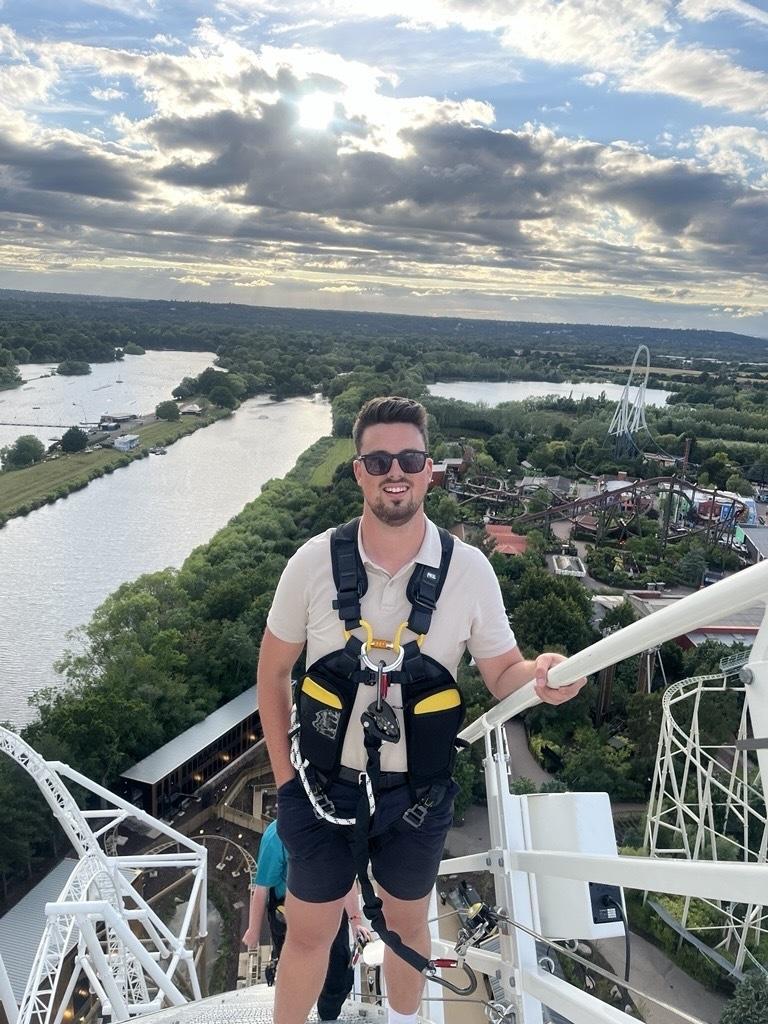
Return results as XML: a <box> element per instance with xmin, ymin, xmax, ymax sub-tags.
<box><xmin>360</xmin><ymin>643</ymin><xmax>404</xmax><ymax>673</ymax></box>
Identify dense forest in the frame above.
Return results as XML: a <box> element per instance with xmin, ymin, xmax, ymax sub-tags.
<box><xmin>0</xmin><ymin>290</ymin><xmax>767</xmax><ymax>387</ymax></box>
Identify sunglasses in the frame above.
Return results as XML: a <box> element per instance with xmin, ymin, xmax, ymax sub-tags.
<box><xmin>355</xmin><ymin>449</ymin><xmax>429</xmax><ymax>476</ymax></box>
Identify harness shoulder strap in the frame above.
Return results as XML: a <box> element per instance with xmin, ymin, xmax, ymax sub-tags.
<box><xmin>331</xmin><ymin>518</ymin><xmax>368</xmax><ymax>629</ymax></box>
<box><xmin>405</xmin><ymin>526</ymin><xmax>454</xmax><ymax>635</ymax></box>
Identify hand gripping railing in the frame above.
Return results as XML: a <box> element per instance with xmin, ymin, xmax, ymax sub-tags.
<box><xmin>431</xmin><ymin>560</ymin><xmax>768</xmax><ymax>1024</ymax></box>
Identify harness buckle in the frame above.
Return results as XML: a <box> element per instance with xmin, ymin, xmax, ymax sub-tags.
<box><xmin>311</xmin><ymin>787</ymin><xmax>337</xmax><ymax>817</ymax></box>
<box><xmin>402</xmin><ymin>802</ymin><xmax>429</xmax><ymax>829</ymax></box>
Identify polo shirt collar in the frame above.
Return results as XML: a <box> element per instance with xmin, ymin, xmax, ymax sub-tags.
<box><xmin>358</xmin><ymin>516</ymin><xmax>443</xmax><ymax>573</ymax></box>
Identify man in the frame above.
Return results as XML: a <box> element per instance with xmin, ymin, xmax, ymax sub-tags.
<box><xmin>258</xmin><ymin>395</ymin><xmax>586</xmax><ymax>1024</ymax></box>
<box><xmin>241</xmin><ymin>819</ymin><xmax>368</xmax><ymax>1020</ymax></box>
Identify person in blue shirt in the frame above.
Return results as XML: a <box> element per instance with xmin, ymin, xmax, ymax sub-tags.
<box><xmin>242</xmin><ymin>820</ymin><xmax>369</xmax><ymax>1020</ymax></box>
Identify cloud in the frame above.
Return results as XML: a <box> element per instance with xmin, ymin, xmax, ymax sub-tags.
<box><xmin>679</xmin><ymin>0</ymin><xmax>768</xmax><ymax>28</ymax></box>
<box><xmin>172</xmin><ymin>274</ymin><xmax>210</xmax><ymax>285</ymax></box>
<box><xmin>91</xmin><ymin>87</ymin><xmax>125</xmax><ymax>101</ymax></box>
<box><xmin>624</xmin><ymin>42</ymin><xmax>768</xmax><ymax>115</ymax></box>
<box><xmin>221</xmin><ymin>0</ymin><xmax>768</xmax><ymax>115</ymax></box>
<box><xmin>691</xmin><ymin>125</ymin><xmax>768</xmax><ymax>184</ymax></box>
<box><xmin>0</xmin><ymin>23</ymin><xmax>765</xmax><ymax>323</ymax></box>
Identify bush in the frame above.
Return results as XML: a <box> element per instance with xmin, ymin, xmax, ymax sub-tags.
<box><xmin>1</xmin><ymin>434</ymin><xmax>46</xmax><ymax>469</ymax></box>
<box><xmin>155</xmin><ymin>400</ymin><xmax>180</xmax><ymax>422</ymax></box>
<box><xmin>60</xmin><ymin>426</ymin><xmax>88</xmax><ymax>453</ymax></box>
<box><xmin>720</xmin><ymin>972</ymin><xmax>768</xmax><ymax>1024</ymax></box>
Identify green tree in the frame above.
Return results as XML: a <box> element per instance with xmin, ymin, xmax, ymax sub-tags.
<box><xmin>60</xmin><ymin>426</ymin><xmax>89</xmax><ymax>453</ymax></box>
<box><xmin>208</xmin><ymin>384</ymin><xmax>237</xmax><ymax>408</ymax></box>
<box><xmin>1</xmin><ymin>434</ymin><xmax>45</xmax><ymax>470</ymax></box>
<box><xmin>678</xmin><ymin>548</ymin><xmax>708</xmax><ymax>587</ymax></box>
<box><xmin>155</xmin><ymin>400</ymin><xmax>181</xmax><ymax>421</ymax></box>
<box><xmin>725</xmin><ymin>473</ymin><xmax>754</xmax><ymax>496</ymax></box>
<box><xmin>720</xmin><ymin>971</ymin><xmax>768</xmax><ymax>1024</ymax></box>
<box><xmin>56</xmin><ymin>360</ymin><xmax>91</xmax><ymax>375</ymax></box>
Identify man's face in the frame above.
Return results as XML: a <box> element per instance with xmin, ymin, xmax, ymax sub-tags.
<box><xmin>353</xmin><ymin>422</ymin><xmax>432</xmax><ymax>527</ymax></box>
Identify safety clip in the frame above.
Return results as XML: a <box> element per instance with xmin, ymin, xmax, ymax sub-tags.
<box><xmin>402</xmin><ymin>802</ymin><xmax>429</xmax><ymax>829</ymax></box>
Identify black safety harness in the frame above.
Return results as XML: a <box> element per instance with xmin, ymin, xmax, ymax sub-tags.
<box><xmin>288</xmin><ymin>518</ymin><xmax>474</xmax><ymax>990</ymax></box>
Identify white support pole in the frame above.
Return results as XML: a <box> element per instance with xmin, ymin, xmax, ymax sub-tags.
<box><xmin>0</xmin><ymin>954</ymin><xmax>18</xmax><ymax>1024</ymax></box>
<box><xmin>77</xmin><ymin>917</ymin><xmax>129</xmax><ymax>1022</ymax></box>
<box><xmin>488</xmin><ymin>723</ymin><xmax>543</xmax><ymax>1024</ymax></box>
<box><xmin>421</xmin><ymin>889</ymin><xmax>445</xmax><ymax>1024</ymax></box>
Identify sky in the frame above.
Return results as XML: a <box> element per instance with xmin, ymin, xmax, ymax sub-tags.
<box><xmin>0</xmin><ymin>1</ymin><xmax>767</xmax><ymax>335</ymax></box>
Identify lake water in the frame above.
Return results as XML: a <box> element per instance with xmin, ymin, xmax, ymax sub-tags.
<box><xmin>0</xmin><ymin>356</ymin><xmax>330</xmax><ymax>725</ymax></box>
<box><xmin>428</xmin><ymin>379</ymin><xmax>672</xmax><ymax>407</ymax></box>
<box><xmin>0</xmin><ymin>351</ymin><xmax>216</xmax><ymax>451</ymax></box>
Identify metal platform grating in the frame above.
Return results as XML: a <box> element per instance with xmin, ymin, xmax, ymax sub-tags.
<box><xmin>131</xmin><ymin>987</ymin><xmax>426</xmax><ymax>1024</ymax></box>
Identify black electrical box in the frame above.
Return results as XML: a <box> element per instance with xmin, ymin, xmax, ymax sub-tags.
<box><xmin>588</xmin><ymin>882</ymin><xmax>624</xmax><ymax>925</ymax></box>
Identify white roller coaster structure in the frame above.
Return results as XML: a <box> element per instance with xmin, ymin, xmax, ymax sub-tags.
<box><xmin>607</xmin><ymin>344</ymin><xmax>652</xmax><ymax>457</ymax></box>
<box><xmin>646</xmin><ymin>661</ymin><xmax>768</xmax><ymax>975</ymax></box>
<box><xmin>0</xmin><ymin>729</ymin><xmax>208</xmax><ymax>1024</ymax></box>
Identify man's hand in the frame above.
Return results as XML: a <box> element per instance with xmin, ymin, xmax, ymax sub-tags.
<box><xmin>533</xmin><ymin>652</ymin><xmax>587</xmax><ymax>705</ymax></box>
<box><xmin>352</xmin><ymin>920</ymin><xmax>373</xmax><ymax>943</ymax></box>
<box><xmin>242</xmin><ymin>926</ymin><xmax>260</xmax><ymax>949</ymax></box>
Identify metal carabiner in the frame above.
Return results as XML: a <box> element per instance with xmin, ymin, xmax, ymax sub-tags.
<box><xmin>424</xmin><ymin>959</ymin><xmax>478</xmax><ymax>995</ymax></box>
<box><xmin>360</xmin><ymin>642</ymin><xmax>404</xmax><ymax>673</ymax></box>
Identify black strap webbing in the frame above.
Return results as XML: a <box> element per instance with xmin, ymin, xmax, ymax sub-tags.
<box><xmin>331</xmin><ymin>518</ymin><xmax>367</xmax><ymax>628</ymax></box>
<box><xmin>405</xmin><ymin>527</ymin><xmax>454</xmax><ymax>635</ymax></box>
<box><xmin>352</xmin><ymin>731</ymin><xmax>431</xmax><ymax>976</ymax></box>
<box><xmin>330</xmin><ymin>518</ymin><xmax>454</xmax><ymax>636</ymax></box>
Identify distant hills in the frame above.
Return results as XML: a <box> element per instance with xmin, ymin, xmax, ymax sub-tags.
<box><xmin>1</xmin><ymin>287</ymin><xmax>766</xmax><ymax>362</ymax></box>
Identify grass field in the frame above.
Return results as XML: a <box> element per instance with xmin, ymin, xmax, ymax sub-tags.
<box><xmin>0</xmin><ymin>409</ymin><xmax>228</xmax><ymax>519</ymax></box>
<box><xmin>308</xmin><ymin>438</ymin><xmax>355</xmax><ymax>486</ymax></box>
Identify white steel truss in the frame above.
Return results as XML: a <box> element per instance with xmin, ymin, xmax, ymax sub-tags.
<box><xmin>449</xmin><ymin>558</ymin><xmax>768</xmax><ymax>1024</ymax></box>
<box><xmin>5</xmin><ymin>560</ymin><xmax>768</xmax><ymax>1024</ymax></box>
<box><xmin>0</xmin><ymin>729</ymin><xmax>208</xmax><ymax>1024</ymax></box>
<box><xmin>645</xmin><ymin>670</ymin><xmax>768</xmax><ymax>973</ymax></box>
<box><xmin>607</xmin><ymin>343</ymin><xmax>651</xmax><ymax>449</ymax></box>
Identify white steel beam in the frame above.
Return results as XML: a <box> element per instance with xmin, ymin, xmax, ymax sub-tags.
<box><xmin>510</xmin><ymin>850</ymin><xmax>768</xmax><ymax>903</ymax></box>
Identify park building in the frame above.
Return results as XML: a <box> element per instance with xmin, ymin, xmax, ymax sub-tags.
<box><xmin>120</xmin><ymin>688</ymin><xmax>262</xmax><ymax>818</ymax></box>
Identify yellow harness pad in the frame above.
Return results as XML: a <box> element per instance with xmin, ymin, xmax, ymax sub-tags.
<box><xmin>301</xmin><ymin>677</ymin><xmax>343</xmax><ymax>709</ymax></box>
<box><xmin>413</xmin><ymin>689</ymin><xmax>462</xmax><ymax>714</ymax></box>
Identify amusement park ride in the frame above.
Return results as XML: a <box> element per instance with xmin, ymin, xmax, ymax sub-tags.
<box><xmin>1</xmin><ymin>350</ymin><xmax>766</xmax><ymax>1024</ymax></box>
<box><xmin>2</xmin><ymin>558</ymin><xmax>768</xmax><ymax>1024</ymax></box>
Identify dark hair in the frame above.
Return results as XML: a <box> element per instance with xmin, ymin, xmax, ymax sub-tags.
<box><xmin>352</xmin><ymin>396</ymin><xmax>429</xmax><ymax>452</ymax></box>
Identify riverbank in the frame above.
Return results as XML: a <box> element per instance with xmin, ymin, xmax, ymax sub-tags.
<box><xmin>0</xmin><ymin>406</ymin><xmax>231</xmax><ymax>526</ymax></box>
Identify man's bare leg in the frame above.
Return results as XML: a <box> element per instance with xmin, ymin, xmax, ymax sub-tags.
<box><xmin>274</xmin><ymin>892</ymin><xmax>346</xmax><ymax>1024</ymax></box>
<box><xmin>379</xmin><ymin>888</ymin><xmax>431</xmax><ymax>1016</ymax></box>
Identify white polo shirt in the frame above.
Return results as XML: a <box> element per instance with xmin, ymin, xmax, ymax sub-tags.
<box><xmin>267</xmin><ymin>517</ymin><xmax>517</xmax><ymax>772</ymax></box>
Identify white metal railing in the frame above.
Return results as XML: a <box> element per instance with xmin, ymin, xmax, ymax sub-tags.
<box><xmin>434</xmin><ymin>559</ymin><xmax>768</xmax><ymax>1024</ymax></box>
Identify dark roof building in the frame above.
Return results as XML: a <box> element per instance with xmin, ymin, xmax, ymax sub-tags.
<box><xmin>121</xmin><ymin>688</ymin><xmax>261</xmax><ymax>817</ymax></box>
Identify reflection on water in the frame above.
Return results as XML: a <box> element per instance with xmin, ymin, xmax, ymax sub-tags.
<box><xmin>0</xmin><ymin>395</ymin><xmax>331</xmax><ymax>726</ymax></box>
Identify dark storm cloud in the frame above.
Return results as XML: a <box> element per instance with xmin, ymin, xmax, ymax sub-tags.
<box><xmin>0</xmin><ymin>133</ymin><xmax>142</xmax><ymax>201</ymax></box>
<box><xmin>597</xmin><ymin>164</ymin><xmax>736</xmax><ymax>233</ymax></box>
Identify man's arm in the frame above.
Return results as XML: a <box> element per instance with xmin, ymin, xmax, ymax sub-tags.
<box><xmin>257</xmin><ymin>627</ymin><xmax>306</xmax><ymax>788</ymax></box>
<box><xmin>475</xmin><ymin>646</ymin><xmax>587</xmax><ymax>705</ymax></box>
<box><xmin>242</xmin><ymin>884</ymin><xmax>268</xmax><ymax>949</ymax></box>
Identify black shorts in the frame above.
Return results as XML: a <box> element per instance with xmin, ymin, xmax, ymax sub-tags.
<box><xmin>276</xmin><ymin>776</ymin><xmax>458</xmax><ymax>904</ymax></box>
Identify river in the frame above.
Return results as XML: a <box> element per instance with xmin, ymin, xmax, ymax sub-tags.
<box><xmin>428</xmin><ymin>379</ymin><xmax>672</xmax><ymax>406</ymax></box>
<box><xmin>0</xmin><ymin>356</ymin><xmax>331</xmax><ymax>726</ymax></box>
<box><xmin>0</xmin><ymin>352</ymin><xmax>217</xmax><ymax>451</ymax></box>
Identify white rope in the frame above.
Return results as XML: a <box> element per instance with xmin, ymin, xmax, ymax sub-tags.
<box><xmin>289</xmin><ymin>706</ymin><xmax>375</xmax><ymax>826</ymax></box>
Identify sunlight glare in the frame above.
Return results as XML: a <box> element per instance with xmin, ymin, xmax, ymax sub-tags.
<box><xmin>298</xmin><ymin>93</ymin><xmax>337</xmax><ymax>130</ymax></box>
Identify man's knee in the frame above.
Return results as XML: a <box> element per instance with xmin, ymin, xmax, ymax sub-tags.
<box><xmin>284</xmin><ymin>896</ymin><xmax>344</xmax><ymax>953</ymax></box>
<box><xmin>379</xmin><ymin>890</ymin><xmax>430</xmax><ymax>940</ymax></box>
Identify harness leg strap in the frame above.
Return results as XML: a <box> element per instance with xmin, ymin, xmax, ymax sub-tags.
<box><xmin>352</xmin><ymin>733</ymin><xmax>432</xmax><ymax>976</ymax></box>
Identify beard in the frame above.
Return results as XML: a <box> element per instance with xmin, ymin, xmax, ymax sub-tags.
<box><xmin>368</xmin><ymin>492</ymin><xmax>422</xmax><ymax>526</ymax></box>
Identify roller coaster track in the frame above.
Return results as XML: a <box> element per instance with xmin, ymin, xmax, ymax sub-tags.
<box><xmin>511</xmin><ymin>476</ymin><xmax>746</xmax><ymax>529</ymax></box>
